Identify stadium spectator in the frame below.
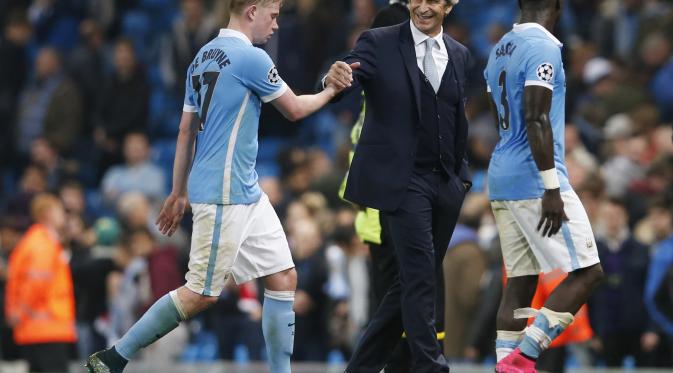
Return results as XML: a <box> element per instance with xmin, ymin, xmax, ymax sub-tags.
<box><xmin>15</xmin><ymin>46</ymin><xmax>82</xmax><ymax>158</ymax></box>
<box><xmin>101</xmin><ymin>132</ymin><xmax>166</xmax><ymax>204</ymax></box>
<box><xmin>443</xmin><ymin>193</ymin><xmax>488</xmax><ymax>361</ymax></box>
<box><xmin>94</xmin><ymin>38</ymin><xmax>150</xmax><ymax>174</ymax></box>
<box><xmin>160</xmin><ymin>0</ymin><xmax>218</xmax><ymax>95</ymax></box>
<box><xmin>67</xmin><ymin>19</ymin><xmax>109</xmax><ymax>136</ymax></box>
<box><xmin>0</xmin><ymin>217</ymin><xmax>24</xmax><ymax>361</ymax></box>
<box><xmin>590</xmin><ymin>198</ymin><xmax>653</xmax><ymax>367</ymax></box>
<box><xmin>600</xmin><ymin>113</ymin><xmax>647</xmax><ymax>198</ymax></box>
<box><xmin>5</xmin><ymin>194</ymin><xmax>77</xmax><ymax>373</ymax></box>
<box><xmin>30</xmin><ymin>137</ymin><xmax>76</xmax><ymax>190</ymax></box>
<box><xmin>290</xmin><ymin>218</ymin><xmax>329</xmax><ymax>361</ymax></box>
<box><xmin>644</xmin><ymin>198</ymin><xmax>673</xmax><ymax>366</ymax></box>
<box><xmin>0</xmin><ymin>9</ymin><xmax>31</xmax><ymax>169</ymax></box>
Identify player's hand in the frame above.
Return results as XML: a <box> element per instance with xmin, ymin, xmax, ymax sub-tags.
<box><xmin>156</xmin><ymin>193</ymin><xmax>188</xmax><ymax>236</ymax></box>
<box><xmin>537</xmin><ymin>188</ymin><xmax>568</xmax><ymax>237</ymax></box>
<box><xmin>325</xmin><ymin>61</ymin><xmax>360</xmax><ymax>90</ymax></box>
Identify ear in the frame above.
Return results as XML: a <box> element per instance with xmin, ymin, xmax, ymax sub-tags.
<box><xmin>246</xmin><ymin>4</ymin><xmax>257</xmax><ymax>20</ymax></box>
<box><xmin>445</xmin><ymin>5</ymin><xmax>453</xmax><ymax>15</ymax></box>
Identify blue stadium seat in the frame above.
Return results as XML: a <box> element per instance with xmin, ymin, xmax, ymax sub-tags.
<box><xmin>121</xmin><ymin>11</ymin><xmax>152</xmax><ymax>52</ymax></box>
<box><xmin>149</xmin><ymin>89</ymin><xmax>182</xmax><ymax>139</ymax></box>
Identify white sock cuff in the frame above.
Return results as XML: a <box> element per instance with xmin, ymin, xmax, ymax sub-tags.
<box><xmin>265</xmin><ymin>289</ymin><xmax>295</xmax><ymax>302</ymax></box>
<box><xmin>169</xmin><ymin>290</ymin><xmax>189</xmax><ymax>320</ymax></box>
<box><xmin>496</xmin><ymin>329</ymin><xmax>526</xmax><ymax>342</ymax></box>
<box><xmin>539</xmin><ymin>307</ymin><xmax>574</xmax><ymax>328</ymax></box>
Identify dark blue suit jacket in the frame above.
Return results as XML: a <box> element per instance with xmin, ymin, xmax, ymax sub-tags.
<box><xmin>341</xmin><ymin>21</ymin><xmax>472</xmax><ymax>212</ymax></box>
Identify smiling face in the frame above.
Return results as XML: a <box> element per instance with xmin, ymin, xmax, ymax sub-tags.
<box><xmin>250</xmin><ymin>1</ymin><xmax>281</xmax><ymax>44</ymax></box>
<box><xmin>409</xmin><ymin>0</ymin><xmax>453</xmax><ymax>36</ymax></box>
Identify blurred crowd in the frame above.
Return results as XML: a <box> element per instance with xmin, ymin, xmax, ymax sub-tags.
<box><xmin>1</xmin><ymin>0</ymin><xmax>673</xmax><ymax>370</ymax></box>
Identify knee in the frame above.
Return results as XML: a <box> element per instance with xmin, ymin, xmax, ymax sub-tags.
<box><xmin>199</xmin><ymin>295</ymin><xmax>219</xmax><ymax>308</ymax></box>
<box><xmin>265</xmin><ymin>268</ymin><xmax>297</xmax><ymax>292</ymax></box>
<box><xmin>177</xmin><ymin>287</ymin><xmax>218</xmax><ymax>314</ymax></box>
<box><xmin>575</xmin><ymin>264</ymin><xmax>604</xmax><ymax>288</ymax></box>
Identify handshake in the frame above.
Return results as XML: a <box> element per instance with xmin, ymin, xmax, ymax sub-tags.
<box><xmin>323</xmin><ymin>61</ymin><xmax>361</xmax><ymax>93</ymax></box>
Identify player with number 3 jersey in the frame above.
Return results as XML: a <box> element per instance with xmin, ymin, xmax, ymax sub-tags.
<box><xmin>483</xmin><ymin>1</ymin><xmax>603</xmax><ymax>372</ymax></box>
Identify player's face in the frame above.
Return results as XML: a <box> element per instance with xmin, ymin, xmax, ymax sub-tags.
<box><xmin>251</xmin><ymin>2</ymin><xmax>280</xmax><ymax>44</ymax></box>
<box><xmin>409</xmin><ymin>0</ymin><xmax>453</xmax><ymax>36</ymax></box>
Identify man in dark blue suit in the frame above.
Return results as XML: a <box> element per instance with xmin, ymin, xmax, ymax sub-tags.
<box><xmin>324</xmin><ymin>1</ymin><xmax>471</xmax><ymax>371</ymax></box>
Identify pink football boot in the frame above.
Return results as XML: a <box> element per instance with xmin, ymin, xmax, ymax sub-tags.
<box><xmin>495</xmin><ymin>348</ymin><xmax>537</xmax><ymax>373</ymax></box>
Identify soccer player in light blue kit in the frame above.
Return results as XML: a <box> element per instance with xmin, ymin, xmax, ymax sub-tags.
<box><xmin>484</xmin><ymin>1</ymin><xmax>604</xmax><ymax>371</ymax></box>
<box><xmin>86</xmin><ymin>1</ymin><xmax>349</xmax><ymax>372</ymax></box>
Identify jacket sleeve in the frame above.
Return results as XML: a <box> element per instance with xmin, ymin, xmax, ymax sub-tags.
<box><xmin>320</xmin><ymin>30</ymin><xmax>377</xmax><ymax>101</ymax></box>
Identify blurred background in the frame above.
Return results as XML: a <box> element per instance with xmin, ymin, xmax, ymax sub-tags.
<box><xmin>1</xmin><ymin>0</ymin><xmax>673</xmax><ymax>372</ymax></box>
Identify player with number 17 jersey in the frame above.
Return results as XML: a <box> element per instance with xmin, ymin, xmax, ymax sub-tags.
<box><xmin>183</xmin><ymin>29</ymin><xmax>287</xmax><ymax>205</ymax></box>
<box><xmin>484</xmin><ymin>23</ymin><xmax>571</xmax><ymax>201</ymax></box>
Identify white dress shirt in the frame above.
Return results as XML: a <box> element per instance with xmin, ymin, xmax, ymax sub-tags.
<box><xmin>410</xmin><ymin>21</ymin><xmax>449</xmax><ymax>81</ymax></box>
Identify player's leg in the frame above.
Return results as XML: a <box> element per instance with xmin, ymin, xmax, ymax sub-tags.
<box><xmin>87</xmin><ymin>203</ymin><xmax>241</xmax><ymax>373</ymax></box>
<box><xmin>87</xmin><ymin>287</ymin><xmax>215</xmax><ymax>372</ymax></box>
<box><xmin>229</xmin><ymin>193</ymin><xmax>296</xmax><ymax>373</ymax></box>
<box><xmin>491</xmin><ymin>200</ymin><xmax>540</xmax><ymax>364</ymax></box>
<box><xmin>262</xmin><ymin>268</ymin><xmax>297</xmax><ymax>373</ymax></box>
<box><xmin>512</xmin><ymin>191</ymin><xmax>603</xmax><ymax>361</ymax></box>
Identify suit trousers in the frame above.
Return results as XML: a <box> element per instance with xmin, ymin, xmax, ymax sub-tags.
<box><xmin>347</xmin><ymin>169</ymin><xmax>466</xmax><ymax>373</ymax></box>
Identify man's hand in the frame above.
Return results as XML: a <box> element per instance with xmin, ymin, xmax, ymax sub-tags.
<box><xmin>156</xmin><ymin>193</ymin><xmax>188</xmax><ymax>236</ymax></box>
<box><xmin>325</xmin><ymin>61</ymin><xmax>360</xmax><ymax>90</ymax></box>
<box><xmin>537</xmin><ymin>188</ymin><xmax>568</xmax><ymax>237</ymax></box>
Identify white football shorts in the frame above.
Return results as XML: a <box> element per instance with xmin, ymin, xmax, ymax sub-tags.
<box><xmin>185</xmin><ymin>193</ymin><xmax>295</xmax><ymax>296</ymax></box>
<box><xmin>491</xmin><ymin>190</ymin><xmax>600</xmax><ymax>277</ymax></box>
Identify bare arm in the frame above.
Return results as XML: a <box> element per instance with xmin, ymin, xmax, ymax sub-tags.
<box><xmin>271</xmin><ymin>84</ymin><xmax>340</xmax><ymax>122</ymax></box>
<box><xmin>524</xmin><ymin>85</ymin><xmax>567</xmax><ymax>237</ymax></box>
<box><xmin>156</xmin><ymin>111</ymin><xmax>199</xmax><ymax>236</ymax></box>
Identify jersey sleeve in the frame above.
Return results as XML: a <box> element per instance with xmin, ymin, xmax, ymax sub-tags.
<box><xmin>523</xmin><ymin>41</ymin><xmax>562</xmax><ymax>91</ymax></box>
<box><xmin>242</xmin><ymin>48</ymin><xmax>287</xmax><ymax>103</ymax></box>
<box><xmin>183</xmin><ymin>66</ymin><xmax>199</xmax><ymax>113</ymax></box>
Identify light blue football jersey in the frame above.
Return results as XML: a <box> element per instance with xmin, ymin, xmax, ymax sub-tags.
<box><xmin>484</xmin><ymin>23</ymin><xmax>571</xmax><ymax>201</ymax></box>
<box><xmin>183</xmin><ymin>29</ymin><xmax>287</xmax><ymax>205</ymax></box>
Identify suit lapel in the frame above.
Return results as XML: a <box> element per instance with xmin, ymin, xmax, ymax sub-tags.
<box><xmin>399</xmin><ymin>22</ymin><xmax>422</xmax><ymax>120</ymax></box>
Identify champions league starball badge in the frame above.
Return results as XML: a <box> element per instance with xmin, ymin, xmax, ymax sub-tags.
<box><xmin>268</xmin><ymin>66</ymin><xmax>280</xmax><ymax>84</ymax></box>
<box><xmin>536</xmin><ymin>63</ymin><xmax>554</xmax><ymax>83</ymax></box>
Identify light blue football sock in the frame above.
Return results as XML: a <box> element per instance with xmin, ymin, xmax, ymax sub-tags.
<box><xmin>115</xmin><ymin>290</ymin><xmax>188</xmax><ymax>360</ymax></box>
<box><xmin>262</xmin><ymin>290</ymin><xmax>295</xmax><ymax>373</ymax></box>
<box><xmin>518</xmin><ymin>308</ymin><xmax>573</xmax><ymax>359</ymax></box>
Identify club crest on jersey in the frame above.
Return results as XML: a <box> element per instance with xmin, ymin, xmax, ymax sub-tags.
<box><xmin>536</xmin><ymin>63</ymin><xmax>554</xmax><ymax>83</ymax></box>
<box><xmin>268</xmin><ymin>66</ymin><xmax>280</xmax><ymax>84</ymax></box>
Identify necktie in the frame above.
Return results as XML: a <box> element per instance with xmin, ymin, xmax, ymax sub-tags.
<box><xmin>423</xmin><ymin>38</ymin><xmax>440</xmax><ymax>92</ymax></box>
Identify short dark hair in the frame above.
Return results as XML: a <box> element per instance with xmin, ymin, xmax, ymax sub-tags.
<box><xmin>371</xmin><ymin>3</ymin><xmax>410</xmax><ymax>29</ymax></box>
<box><xmin>519</xmin><ymin>0</ymin><xmax>559</xmax><ymax>10</ymax></box>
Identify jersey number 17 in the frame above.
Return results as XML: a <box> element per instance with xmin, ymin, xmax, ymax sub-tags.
<box><xmin>192</xmin><ymin>72</ymin><xmax>221</xmax><ymax>132</ymax></box>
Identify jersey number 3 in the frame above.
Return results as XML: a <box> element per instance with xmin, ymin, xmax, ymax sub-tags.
<box><xmin>498</xmin><ymin>70</ymin><xmax>510</xmax><ymax>130</ymax></box>
<box><xmin>192</xmin><ymin>72</ymin><xmax>221</xmax><ymax>131</ymax></box>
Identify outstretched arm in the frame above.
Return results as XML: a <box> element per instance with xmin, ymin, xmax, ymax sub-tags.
<box><xmin>271</xmin><ymin>83</ymin><xmax>344</xmax><ymax>122</ymax></box>
<box><xmin>524</xmin><ymin>85</ymin><xmax>567</xmax><ymax>237</ymax></box>
<box><xmin>156</xmin><ymin>111</ymin><xmax>199</xmax><ymax>236</ymax></box>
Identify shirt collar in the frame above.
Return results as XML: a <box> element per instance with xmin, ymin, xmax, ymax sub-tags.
<box><xmin>512</xmin><ymin>23</ymin><xmax>563</xmax><ymax>47</ymax></box>
<box><xmin>218</xmin><ymin>28</ymin><xmax>252</xmax><ymax>45</ymax></box>
<box><xmin>410</xmin><ymin>21</ymin><xmax>445</xmax><ymax>49</ymax></box>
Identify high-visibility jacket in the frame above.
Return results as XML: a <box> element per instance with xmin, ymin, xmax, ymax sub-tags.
<box><xmin>5</xmin><ymin>224</ymin><xmax>77</xmax><ymax>345</ymax></box>
<box><xmin>339</xmin><ymin>97</ymin><xmax>383</xmax><ymax>244</ymax></box>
